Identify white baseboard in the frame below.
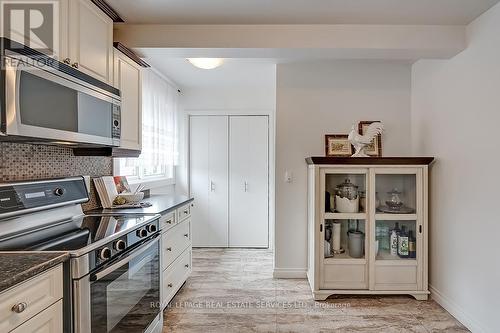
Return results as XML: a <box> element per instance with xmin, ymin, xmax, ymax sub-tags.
<box><xmin>429</xmin><ymin>284</ymin><xmax>486</xmax><ymax>333</ymax></box>
<box><xmin>273</xmin><ymin>268</ymin><xmax>307</xmax><ymax>279</ymax></box>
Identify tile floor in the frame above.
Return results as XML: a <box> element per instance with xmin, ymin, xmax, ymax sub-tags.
<box><xmin>163</xmin><ymin>249</ymin><xmax>469</xmax><ymax>332</ymax></box>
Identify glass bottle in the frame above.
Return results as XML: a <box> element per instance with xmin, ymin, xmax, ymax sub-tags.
<box><xmin>398</xmin><ymin>226</ymin><xmax>409</xmax><ymax>258</ymax></box>
<box><xmin>390</xmin><ymin>229</ymin><xmax>398</xmax><ymax>256</ymax></box>
<box><xmin>408</xmin><ymin>230</ymin><xmax>416</xmax><ymax>259</ymax></box>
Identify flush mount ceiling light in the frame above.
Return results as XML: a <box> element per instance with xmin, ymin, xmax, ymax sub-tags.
<box><xmin>187</xmin><ymin>58</ymin><xmax>224</xmax><ymax>70</ymax></box>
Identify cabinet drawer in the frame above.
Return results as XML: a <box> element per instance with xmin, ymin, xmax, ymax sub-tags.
<box><xmin>176</xmin><ymin>203</ymin><xmax>191</xmax><ymax>222</ymax></box>
<box><xmin>159</xmin><ymin>212</ymin><xmax>176</xmax><ymax>233</ymax></box>
<box><xmin>162</xmin><ymin>248</ymin><xmax>192</xmax><ymax>307</ymax></box>
<box><xmin>11</xmin><ymin>299</ymin><xmax>63</xmax><ymax>333</ymax></box>
<box><xmin>0</xmin><ymin>265</ymin><xmax>63</xmax><ymax>332</ymax></box>
<box><xmin>161</xmin><ymin>219</ymin><xmax>191</xmax><ymax>270</ymax></box>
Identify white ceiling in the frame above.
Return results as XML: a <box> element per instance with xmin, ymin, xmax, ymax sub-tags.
<box><xmin>107</xmin><ymin>0</ymin><xmax>499</xmax><ymax>25</ymax></box>
<box><xmin>142</xmin><ymin>55</ymin><xmax>276</xmax><ymax>89</ymax></box>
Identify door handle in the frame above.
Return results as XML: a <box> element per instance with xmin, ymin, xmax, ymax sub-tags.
<box><xmin>210</xmin><ymin>181</ymin><xmax>215</xmax><ymax>192</ymax></box>
<box><xmin>244</xmin><ymin>181</ymin><xmax>248</xmax><ymax>192</ymax></box>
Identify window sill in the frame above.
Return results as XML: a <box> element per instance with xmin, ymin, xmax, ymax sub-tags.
<box><xmin>128</xmin><ymin>177</ymin><xmax>175</xmax><ymax>190</ymax></box>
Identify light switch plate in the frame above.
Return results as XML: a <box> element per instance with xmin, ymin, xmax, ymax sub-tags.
<box><xmin>285</xmin><ymin>170</ymin><xmax>293</xmax><ymax>183</ymax></box>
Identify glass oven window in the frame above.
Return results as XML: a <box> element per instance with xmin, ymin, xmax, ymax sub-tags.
<box><xmin>90</xmin><ymin>240</ymin><xmax>160</xmax><ymax>333</ymax></box>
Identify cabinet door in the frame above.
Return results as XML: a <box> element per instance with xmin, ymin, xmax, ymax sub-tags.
<box><xmin>11</xmin><ymin>300</ymin><xmax>63</xmax><ymax>333</ymax></box>
<box><xmin>190</xmin><ymin>116</ymin><xmax>228</xmax><ymax>247</ymax></box>
<box><xmin>229</xmin><ymin>116</ymin><xmax>269</xmax><ymax>248</ymax></box>
<box><xmin>369</xmin><ymin>167</ymin><xmax>424</xmax><ymax>291</ymax></box>
<box><xmin>1</xmin><ymin>0</ymin><xmax>69</xmax><ymax>60</ymax></box>
<box><xmin>69</xmin><ymin>0</ymin><xmax>113</xmax><ymax>83</ymax></box>
<box><xmin>114</xmin><ymin>50</ymin><xmax>142</xmax><ymax>150</ymax></box>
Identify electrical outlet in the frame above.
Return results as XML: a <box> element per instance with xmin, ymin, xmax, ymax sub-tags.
<box><xmin>285</xmin><ymin>170</ymin><xmax>293</xmax><ymax>183</ymax></box>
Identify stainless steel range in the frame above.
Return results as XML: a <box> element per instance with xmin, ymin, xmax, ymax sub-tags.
<box><xmin>0</xmin><ymin>177</ymin><xmax>163</xmax><ymax>333</ymax></box>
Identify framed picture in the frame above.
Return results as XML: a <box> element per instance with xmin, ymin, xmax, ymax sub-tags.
<box><xmin>325</xmin><ymin>135</ymin><xmax>352</xmax><ymax>157</ymax></box>
<box><xmin>358</xmin><ymin>121</ymin><xmax>382</xmax><ymax>157</ymax></box>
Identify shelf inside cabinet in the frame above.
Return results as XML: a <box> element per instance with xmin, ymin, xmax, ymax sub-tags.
<box><xmin>325</xmin><ymin>212</ymin><xmax>367</xmax><ymax>220</ymax></box>
<box><xmin>375</xmin><ymin>213</ymin><xmax>417</xmax><ymax>221</ymax></box>
<box><xmin>376</xmin><ymin>249</ymin><xmax>417</xmax><ymax>262</ymax></box>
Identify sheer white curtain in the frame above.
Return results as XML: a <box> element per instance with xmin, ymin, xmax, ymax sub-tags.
<box><xmin>120</xmin><ymin>69</ymin><xmax>178</xmax><ymax>180</ymax></box>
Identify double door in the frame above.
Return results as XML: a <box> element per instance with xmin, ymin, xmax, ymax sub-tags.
<box><xmin>190</xmin><ymin>115</ymin><xmax>269</xmax><ymax>248</ymax></box>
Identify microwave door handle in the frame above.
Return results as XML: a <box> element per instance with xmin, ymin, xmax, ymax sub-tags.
<box><xmin>91</xmin><ymin>234</ymin><xmax>159</xmax><ymax>281</ymax></box>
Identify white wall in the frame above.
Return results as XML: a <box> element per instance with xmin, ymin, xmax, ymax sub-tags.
<box><xmin>275</xmin><ymin>60</ymin><xmax>412</xmax><ymax>276</ymax></box>
<box><xmin>411</xmin><ymin>3</ymin><xmax>500</xmax><ymax>332</ymax></box>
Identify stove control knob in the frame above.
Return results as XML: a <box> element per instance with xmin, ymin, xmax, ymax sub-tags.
<box><xmin>114</xmin><ymin>240</ymin><xmax>126</xmax><ymax>251</ymax></box>
<box><xmin>136</xmin><ymin>229</ymin><xmax>147</xmax><ymax>238</ymax></box>
<box><xmin>146</xmin><ymin>224</ymin><xmax>157</xmax><ymax>233</ymax></box>
<box><xmin>54</xmin><ymin>188</ymin><xmax>65</xmax><ymax>196</ymax></box>
<box><xmin>99</xmin><ymin>247</ymin><xmax>112</xmax><ymax>260</ymax></box>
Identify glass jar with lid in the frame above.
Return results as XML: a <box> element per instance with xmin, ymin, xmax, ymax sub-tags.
<box><xmin>335</xmin><ymin>178</ymin><xmax>359</xmax><ymax>200</ymax></box>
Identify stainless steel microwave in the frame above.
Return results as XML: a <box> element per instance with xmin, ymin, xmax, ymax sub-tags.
<box><xmin>0</xmin><ymin>40</ymin><xmax>121</xmax><ymax>147</ymax></box>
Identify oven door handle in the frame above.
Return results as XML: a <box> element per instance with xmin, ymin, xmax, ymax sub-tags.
<box><xmin>91</xmin><ymin>233</ymin><xmax>159</xmax><ymax>281</ymax></box>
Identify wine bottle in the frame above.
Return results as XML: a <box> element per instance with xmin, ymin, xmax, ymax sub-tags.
<box><xmin>409</xmin><ymin>230</ymin><xmax>416</xmax><ymax>259</ymax></box>
<box><xmin>398</xmin><ymin>226</ymin><xmax>409</xmax><ymax>258</ymax></box>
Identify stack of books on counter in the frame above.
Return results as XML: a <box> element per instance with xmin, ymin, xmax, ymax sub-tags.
<box><xmin>93</xmin><ymin>176</ymin><xmax>149</xmax><ymax>209</ymax></box>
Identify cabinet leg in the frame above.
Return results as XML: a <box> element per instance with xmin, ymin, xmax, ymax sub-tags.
<box><xmin>411</xmin><ymin>294</ymin><xmax>429</xmax><ymax>301</ymax></box>
<box><xmin>312</xmin><ymin>292</ymin><xmax>330</xmax><ymax>301</ymax></box>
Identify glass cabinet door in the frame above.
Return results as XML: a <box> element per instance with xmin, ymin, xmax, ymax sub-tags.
<box><xmin>370</xmin><ymin>168</ymin><xmax>423</xmax><ymax>291</ymax></box>
<box><xmin>320</xmin><ymin>168</ymin><xmax>369</xmax><ymax>290</ymax></box>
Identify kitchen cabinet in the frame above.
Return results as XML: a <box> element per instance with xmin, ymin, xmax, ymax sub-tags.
<box><xmin>160</xmin><ymin>204</ymin><xmax>193</xmax><ymax>308</ymax></box>
<box><xmin>306</xmin><ymin>157</ymin><xmax>433</xmax><ymax>301</ymax></box>
<box><xmin>2</xmin><ymin>0</ymin><xmax>113</xmax><ymax>84</ymax></box>
<box><xmin>229</xmin><ymin>116</ymin><xmax>269</xmax><ymax>247</ymax></box>
<box><xmin>68</xmin><ymin>0</ymin><xmax>114</xmax><ymax>84</ymax></box>
<box><xmin>0</xmin><ymin>265</ymin><xmax>63</xmax><ymax>332</ymax></box>
<box><xmin>113</xmin><ymin>48</ymin><xmax>142</xmax><ymax>151</ymax></box>
<box><xmin>190</xmin><ymin>116</ymin><xmax>229</xmax><ymax>247</ymax></box>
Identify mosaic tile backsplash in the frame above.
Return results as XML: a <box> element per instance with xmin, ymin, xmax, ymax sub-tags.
<box><xmin>0</xmin><ymin>142</ymin><xmax>112</xmax><ymax>211</ymax></box>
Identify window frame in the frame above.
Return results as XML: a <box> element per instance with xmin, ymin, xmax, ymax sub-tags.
<box><xmin>113</xmin><ymin>160</ymin><xmax>176</xmax><ymax>189</ymax></box>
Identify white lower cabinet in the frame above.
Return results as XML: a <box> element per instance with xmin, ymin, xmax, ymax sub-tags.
<box><xmin>11</xmin><ymin>300</ymin><xmax>62</xmax><ymax>333</ymax></box>
<box><xmin>162</xmin><ymin>249</ymin><xmax>192</xmax><ymax>307</ymax></box>
<box><xmin>307</xmin><ymin>158</ymin><xmax>433</xmax><ymax>301</ymax></box>
<box><xmin>0</xmin><ymin>265</ymin><xmax>63</xmax><ymax>332</ymax></box>
<box><xmin>160</xmin><ymin>204</ymin><xmax>193</xmax><ymax>309</ymax></box>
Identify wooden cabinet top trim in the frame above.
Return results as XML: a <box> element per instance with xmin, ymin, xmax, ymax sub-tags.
<box><xmin>305</xmin><ymin>156</ymin><xmax>434</xmax><ymax>165</ymax></box>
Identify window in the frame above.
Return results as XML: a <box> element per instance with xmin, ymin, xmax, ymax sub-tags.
<box><xmin>116</xmin><ymin>69</ymin><xmax>178</xmax><ymax>186</ymax></box>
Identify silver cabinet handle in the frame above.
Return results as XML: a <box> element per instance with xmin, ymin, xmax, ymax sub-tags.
<box><xmin>12</xmin><ymin>302</ymin><xmax>27</xmax><ymax>313</ymax></box>
<box><xmin>244</xmin><ymin>181</ymin><xmax>248</xmax><ymax>192</ymax></box>
<box><xmin>63</xmin><ymin>58</ymin><xmax>71</xmax><ymax>64</ymax></box>
<box><xmin>184</xmin><ymin>264</ymin><xmax>189</xmax><ymax>268</ymax></box>
<box><xmin>210</xmin><ymin>181</ymin><xmax>215</xmax><ymax>192</ymax></box>
<box><xmin>167</xmin><ymin>283</ymin><xmax>173</xmax><ymax>288</ymax></box>
<box><xmin>184</xmin><ymin>233</ymin><xmax>189</xmax><ymax>237</ymax></box>
<box><xmin>183</xmin><ymin>210</ymin><xmax>189</xmax><ymax>214</ymax></box>
<box><xmin>72</xmin><ymin>62</ymin><xmax>79</xmax><ymax>68</ymax></box>
<box><xmin>166</xmin><ymin>219</ymin><xmax>172</xmax><ymax>224</ymax></box>
<box><xmin>166</xmin><ymin>247</ymin><xmax>172</xmax><ymax>251</ymax></box>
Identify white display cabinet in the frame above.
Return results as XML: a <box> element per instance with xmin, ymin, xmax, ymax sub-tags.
<box><xmin>306</xmin><ymin>157</ymin><xmax>434</xmax><ymax>301</ymax></box>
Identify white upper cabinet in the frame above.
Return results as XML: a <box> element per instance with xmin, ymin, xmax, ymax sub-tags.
<box><xmin>113</xmin><ymin>49</ymin><xmax>142</xmax><ymax>151</ymax></box>
<box><xmin>68</xmin><ymin>0</ymin><xmax>114</xmax><ymax>84</ymax></box>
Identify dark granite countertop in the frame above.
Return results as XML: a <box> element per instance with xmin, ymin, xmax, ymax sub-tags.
<box><xmin>88</xmin><ymin>194</ymin><xmax>193</xmax><ymax>216</ymax></box>
<box><xmin>0</xmin><ymin>252</ymin><xmax>69</xmax><ymax>293</ymax></box>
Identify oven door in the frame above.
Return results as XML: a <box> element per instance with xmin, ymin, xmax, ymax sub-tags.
<box><xmin>2</xmin><ymin>54</ymin><xmax>121</xmax><ymax>146</ymax></box>
<box><xmin>74</xmin><ymin>234</ymin><xmax>160</xmax><ymax>333</ymax></box>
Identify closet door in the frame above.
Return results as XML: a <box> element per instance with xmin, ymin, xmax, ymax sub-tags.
<box><xmin>229</xmin><ymin>116</ymin><xmax>269</xmax><ymax>248</ymax></box>
<box><xmin>190</xmin><ymin>116</ymin><xmax>229</xmax><ymax>247</ymax></box>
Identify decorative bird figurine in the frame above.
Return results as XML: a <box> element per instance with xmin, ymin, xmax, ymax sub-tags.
<box><xmin>348</xmin><ymin>122</ymin><xmax>384</xmax><ymax>157</ymax></box>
